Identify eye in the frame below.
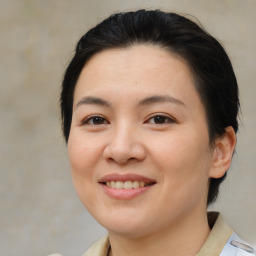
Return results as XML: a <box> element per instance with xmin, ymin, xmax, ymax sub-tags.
<box><xmin>83</xmin><ymin>116</ymin><xmax>109</xmax><ymax>125</ymax></box>
<box><xmin>147</xmin><ymin>115</ymin><xmax>175</xmax><ymax>124</ymax></box>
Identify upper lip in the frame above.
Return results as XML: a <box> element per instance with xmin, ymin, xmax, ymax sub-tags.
<box><xmin>98</xmin><ymin>173</ymin><xmax>156</xmax><ymax>183</ymax></box>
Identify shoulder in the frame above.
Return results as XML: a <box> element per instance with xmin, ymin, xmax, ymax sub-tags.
<box><xmin>220</xmin><ymin>232</ymin><xmax>255</xmax><ymax>256</ymax></box>
<box><xmin>82</xmin><ymin>236</ymin><xmax>110</xmax><ymax>256</ymax></box>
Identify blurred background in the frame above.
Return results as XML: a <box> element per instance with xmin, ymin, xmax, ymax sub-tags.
<box><xmin>0</xmin><ymin>0</ymin><xmax>255</xmax><ymax>255</ymax></box>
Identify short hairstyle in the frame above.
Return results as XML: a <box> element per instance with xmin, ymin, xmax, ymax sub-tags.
<box><xmin>60</xmin><ymin>9</ymin><xmax>240</xmax><ymax>205</ymax></box>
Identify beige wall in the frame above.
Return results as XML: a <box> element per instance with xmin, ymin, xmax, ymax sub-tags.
<box><xmin>1</xmin><ymin>0</ymin><xmax>255</xmax><ymax>255</ymax></box>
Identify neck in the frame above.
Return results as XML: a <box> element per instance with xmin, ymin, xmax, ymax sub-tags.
<box><xmin>108</xmin><ymin>210</ymin><xmax>210</xmax><ymax>256</ymax></box>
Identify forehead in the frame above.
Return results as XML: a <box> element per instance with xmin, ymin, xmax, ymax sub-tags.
<box><xmin>74</xmin><ymin>45</ymin><xmax>199</xmax><ymax>108</ymax></box>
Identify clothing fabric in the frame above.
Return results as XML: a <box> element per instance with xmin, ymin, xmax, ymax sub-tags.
<box><xmin>82</xmin><ymin>212</ymin><xmax>255</xmax><ymax>256</ymax></box>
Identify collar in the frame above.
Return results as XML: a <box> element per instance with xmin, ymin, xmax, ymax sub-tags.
<box><xmin>196</xmin><ymin>212</ymin><xmax>233</xmax><ymax>256</ymax></box>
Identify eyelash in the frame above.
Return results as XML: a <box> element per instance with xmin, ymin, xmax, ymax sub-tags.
<box><xmin>145</xmin><ymin>114</ymin><xmax>175</xmax><ymax>125</ymax></box>
<box><xmin>82</xmin><ymin>114</ymin><xmax>175</xmax><ymax>126</ymax></box>
<box><xmin>82</xmin><ymin>115</ymin><xmax>109</xmax><ymax>125</ymax></box>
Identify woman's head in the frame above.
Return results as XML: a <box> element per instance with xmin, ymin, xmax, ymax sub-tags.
<box><xmin>61</xmin><ymin>10</ymin><xmax>239</xmax><ymax>206</ymax></box>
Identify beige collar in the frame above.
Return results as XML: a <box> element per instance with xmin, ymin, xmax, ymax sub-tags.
<box><xmin>196</xmin><ymin>212</ymin><xmax>233</xmax><ymax>256</ymax></box>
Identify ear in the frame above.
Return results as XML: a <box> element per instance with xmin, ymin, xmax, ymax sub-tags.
<box><xmin>209</xmin><ymin>126</ymin><xmax>237</xmax><ymax>179</ymax></box>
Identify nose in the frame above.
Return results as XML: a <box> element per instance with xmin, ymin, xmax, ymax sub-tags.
<box><xmin>103</xmin><ymin>122</ymin><xmax>146</xmax><ymax>165</ymax></box>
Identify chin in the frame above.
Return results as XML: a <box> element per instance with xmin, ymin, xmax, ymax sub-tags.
<box><xmin>93</xmin><ymin>210</ymin><xmax>154</xmax><ymax>238</ymax></box>
<box><xmin>106</xmin><ymin>223</ymin><xmax>152</xmax><ymax>238</ymax></box>
<box><xmin>103</xmin><ymin>217</ymin><xmax>172</xmax><ymax>239</ymax></box>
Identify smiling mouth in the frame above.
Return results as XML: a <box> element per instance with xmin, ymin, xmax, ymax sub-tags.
<box><xmin>103</xmin><ymin>180</ymin><xmax>156</xmax><ymax>189</ymax></box>
<box><xmin>99</xmin><ymin>174</ymin><xmax>156</xmax><ymax>199</ymax></box>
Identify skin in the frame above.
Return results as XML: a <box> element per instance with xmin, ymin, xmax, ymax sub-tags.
<box><xmin>68</xmin><ymin>45</ymin><xmax>236</xmax><ymax>256</ymax></box>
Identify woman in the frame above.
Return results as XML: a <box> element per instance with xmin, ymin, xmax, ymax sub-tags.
<box><xmin>59</xmin><ymin>10</ymin><xmax>255</xmax><ymax>256</ymax></box>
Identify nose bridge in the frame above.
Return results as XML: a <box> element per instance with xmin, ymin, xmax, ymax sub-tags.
<box><xmin>113</xmin><ymin>119</ymin><xmax>133</xmax><ymax>146</ymax></box>
<box><xmin>103</xmin><ymin>119</ymin><xmax>145</xmax><ymax>164</ymax></box>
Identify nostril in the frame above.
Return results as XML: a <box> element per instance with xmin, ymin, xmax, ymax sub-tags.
<box><xmin>128</xmin><ymin>157</ymin><xmax>138</xmax><ymax>162</ymax></box>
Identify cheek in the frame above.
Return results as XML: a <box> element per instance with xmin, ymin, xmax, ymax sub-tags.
<box><xmin>149</xmin><ymin>134</ymin><xmax>211</xmax><ymax>217</ymax></box>
<box><xmin>67</xmin><ymin>134</ymin><xmax>102</xmax><ymax>204</ymax></box>
<box><xmin>68</xmin><ymin>134</ymin><xmax>99</xmax><ymax>206</ymax></box>
<box><xmin>148</xmin><ymin>130</ymin><xmax>211</xmax><ymax>184</ymax></box>
<box><xmin>68</xmin><ymin>131</ymin><xmax>101</xmax><ymax>173</ymax></box>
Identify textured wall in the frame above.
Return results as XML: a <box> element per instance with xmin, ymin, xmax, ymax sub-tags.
<box><xmin>1</xmin><ymin>0</ymin><xmax>255</xmax><ymax>255</ymax></box>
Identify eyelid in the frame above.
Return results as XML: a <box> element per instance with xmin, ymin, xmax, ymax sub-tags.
<box><xmin>145</xmin><ymin>113</ymin><xmax>176</xmax><ymax>124</ymax></box>
<box><xmin>81</xmin><ymin>115</ymin><xmax>109</xmax><ymax>125</ymax></box>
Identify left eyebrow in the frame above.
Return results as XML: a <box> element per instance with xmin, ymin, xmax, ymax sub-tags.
<box><xmin>138</xmin><ymin>95</ymin><xmax>186</xmax><ymax>107</ymax></box>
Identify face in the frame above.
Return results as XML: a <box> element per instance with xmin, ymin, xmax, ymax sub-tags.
<box><xmin>68</xmin><ymin>45</ymin><xmax>216</xmax><ymax>238</ymax></box>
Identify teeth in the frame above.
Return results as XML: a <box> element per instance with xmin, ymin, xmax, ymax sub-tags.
<box><xmin>139</xmin><ymin>181</ymin><xmax>145</xmax><ymax>188</ymax></box>
<box><xmin>116</xmin><ymin>181</ymin><xmax>124</xmax><ymax>189</ymax></box>
<box><xmin>133</xmin><ymin>181</ymin><xmax>139</xmax><ymax>188</ymax></box>
<box><xmin>124</xmin><ymin>181</ymin><xmax>133</xmax><ymax>189</ymax></box>
<box><xmin>110</xmin><ymin>181</ymin><xmax>116</xmax><ymax>189</ymax></box>
<box><xmin>105</xmin><ymin>180</ymin><xmax>151</xmax><ymax>189</ymax></box>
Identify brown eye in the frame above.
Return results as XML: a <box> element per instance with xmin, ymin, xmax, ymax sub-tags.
<box><xmin>83</xmin><ymin>116</ymin><xmax>109</xmax><ymax>125</ymax></box>
<box><xmin>147</xmin><ymin>115</ymin><xmax>174</xmax><ymax>124</ymax></box>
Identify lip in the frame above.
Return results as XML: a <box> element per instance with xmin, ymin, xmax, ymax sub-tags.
<box><xmin>98</xmin><ymin>173</ymin><xmax>156</xmax><ymax>183</ymax></box>
<box><xmin>98</xmin><ymin>173</ymin><xmax>156</xmax><ymax>200</ymax></box>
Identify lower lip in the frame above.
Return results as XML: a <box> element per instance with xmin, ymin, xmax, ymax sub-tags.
<box><xmin>100</xmin><ymin>184</ymin><xmax>154</xmax><ymax>200</ymax></box>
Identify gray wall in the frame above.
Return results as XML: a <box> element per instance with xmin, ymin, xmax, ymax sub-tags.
<box><xmin>1</xmin><ymin>1</ymin><xmax>255</xmax><ymax>255</ymax></box>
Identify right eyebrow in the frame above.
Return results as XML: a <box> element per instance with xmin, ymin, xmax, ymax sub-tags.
<box><xmin>75</xmin><ymin>96</ymin><xmax>111</xmax><ymax>109</ymax></box>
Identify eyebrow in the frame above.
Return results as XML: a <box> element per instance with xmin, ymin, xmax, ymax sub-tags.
<box><xmin>138</xmin><ymin>95</ymin><xmax>185</xmax><ymax>107</ymax></box>
<box><xmin>75</xmin><ymin>94</ymin><xmax>185</xmax><ymax>109</ymax></box>
<box><xmin>75</xmin><ymin>96</ymin><xmax>111</xmax><ymax>109</ymax></box>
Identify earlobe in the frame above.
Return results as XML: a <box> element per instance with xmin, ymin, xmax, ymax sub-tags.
<box><xmin>209</xmin><ymin>126</ymin><xmax>237</xmax><ymax>179</ymax></box>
